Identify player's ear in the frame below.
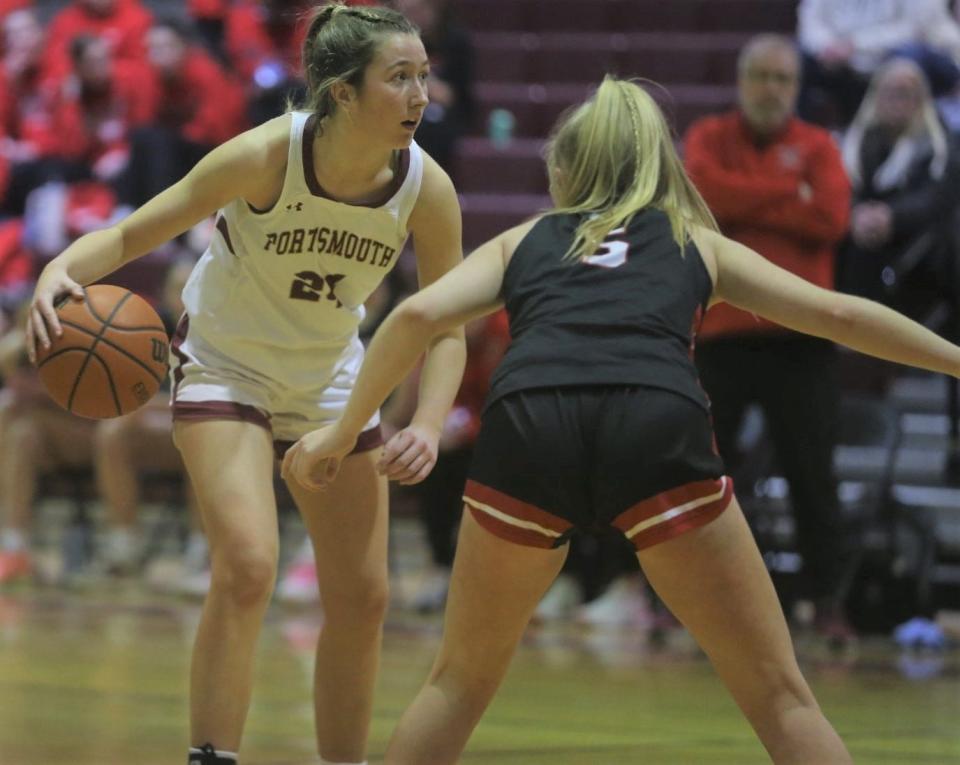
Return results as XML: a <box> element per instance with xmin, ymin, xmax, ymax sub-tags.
<box><xmin>330</xmin><ymin>80</ymin><xmax>357</xmax><ymax>110</ymax></box>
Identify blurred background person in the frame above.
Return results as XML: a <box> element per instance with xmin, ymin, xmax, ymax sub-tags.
<box><xmin>798</xmin><ymin>0</ymin><xmax>960</xmax><ymax>126</ymax></box>
<box><xmin>0</xmin><ymin>302</ymin><xmax>96</xmax><ymax>584</ymax></box>
<box><xmin>41</xmin><ymin>0</ymin><xmax>152</xmax><ymax>86</ymax></box>
<box><xmin>0</xmin><ymin>8</ymin><xmax>54</xmax><ymax>218</ymax></box>
<box><xmin>394</xmin><ymin>0</ymin><xmax>475</xmax><ymax>177</ymax></box>
<box><xmin>837</xmin><ymin>57</ymin><xmax>960</xmax><ymax>320</ymax></box>
<box><xmin>116</xmin><ymin>16</ymin><xmax>246</xmax><ymax>210</ymax></box>
<box><xmin>684</xmin><ymin>34</ymin><xmax>856</xmax><ymax>645</ymax></box>
<box><xmin>224</xmin><ymin>0</ymin><xmax>310</xmax><ymax>126</ymax></box>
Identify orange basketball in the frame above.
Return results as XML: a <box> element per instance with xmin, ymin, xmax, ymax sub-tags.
<box><xmin>36</xmin><ymin>285</ymin><xmax>169</xmax><ymax>419</ymax></box>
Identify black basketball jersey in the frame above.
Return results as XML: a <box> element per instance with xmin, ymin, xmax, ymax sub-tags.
<box><xmin>486</xmin><ymin>208</ymin><xmax>714</xmax><ymax>411</ymax></box>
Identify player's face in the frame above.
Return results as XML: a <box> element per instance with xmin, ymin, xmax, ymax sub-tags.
<box><xmin>353</xmin><ymin>33</ymin><xmax>430</xmax><ymax>149</ymax></box>
<box><xmin>738</xmin><ymin>47</ymin><xmax>799</xmax><ymax>135</ymax></box>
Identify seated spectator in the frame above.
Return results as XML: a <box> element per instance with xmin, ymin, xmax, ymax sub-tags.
<box><xmin>187</xmin><ymin>0</ymin><xmax>230</xmax><ymax>63</ymax></box>
<box><xmin>838</xmin><ymin>57</ymin><xmax>960</xmax><ymax>320</ymax></box>
<box><xmin>798</xmin><ymin>0</ymin><xmax>960</xmax><ymax>126</ymax></box>
<box><xmin>0</xmin><ymin>303</ymin><xmax>97</xmax><ymax>584</ymax></box>
<box><xmin>44</xmin><ymin>34</ymin><xmax>153</xmax><ymax>188</ymax></box>
<box><xmin>16</xmin><ymin>33</ymin><xmax>153</xmax><ymax>259</ymax></box>
<box><xmin>0</xmin><ymin>1</ymin><xmax>31</xmax><ymax>21</ymax></box>
<box><xmin>224</xmin><ymin>0</ymin><xmax>311</xmax><ymax>126</ymax></box>
<box><xmin>395</xmin><ymin>0</ymin><xmax>475</xmax><ymax>176</ymax></box>
<box><xmin>0</xmin><ymin>8</ymin><xmax>55</xmax><ymax>217</ymax></box>
<box><xmin>41</xmin><ymin>0</ymin><xmax>152</xmax><ymax>87</ymax></box>
<box><xmin>95</xmin><ymin>258</ymin><xmax>203</xmax><ymax>578</ymax></box>
<box><xmin>117</xmin><ymin>17</ymin><xmax>247</xmax><ymax>209</ymax></box>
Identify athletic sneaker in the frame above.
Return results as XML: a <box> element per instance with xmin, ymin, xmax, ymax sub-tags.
<box><xmin>0</xmin><ymin>550</ymin><xmax>32</xmax><ymax>584</ymax></box>
<box><xmin>277</xmin><ymin>560</ymin><xmax>320</xmax><ymax>604</ymax></box>
<box><xmin>576</xmin><ymin>576</ymin><xmax>653</xmax><ymax>628</ymax></box>
<box><xmin>409</xmin><ymin>567</ymin><xmax>450</xmax><ymax>613</ymax></box>
<box><xmin>532</xmin><ymin>574</ymin><xmax>582</xmax><ymax>623</ymax></box>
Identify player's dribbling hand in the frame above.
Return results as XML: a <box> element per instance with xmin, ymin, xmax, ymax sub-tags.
<box><xmin>281</xmin><ymin>424</ymin><xmax>357</xmax><ymax>492</ymax></box>
<box><xmin>26</xmin><ymin>266</ymin><xmax>84</xmax><ymax>364</ymax></box>
<box><xmin>379</xmin><ymin>423</ymin><xmax>439</xmax><ymax>486</ymax></box>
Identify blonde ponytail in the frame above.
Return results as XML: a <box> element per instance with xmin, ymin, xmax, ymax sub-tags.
<box><xmin>545</xmin><ymin>76</ymin><xmax>717</xmax><ymax>260</ymax></box>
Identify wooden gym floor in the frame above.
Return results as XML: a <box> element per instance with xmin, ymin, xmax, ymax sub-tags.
<box><xmin>0</xmin><ymin>581</ymin><xmax>958</xmax><ymax>764</ymax></box>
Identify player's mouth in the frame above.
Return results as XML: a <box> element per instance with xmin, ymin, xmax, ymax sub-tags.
<box><xmin>402</xmin><ymin>119</ymin><xmax>420</xmax><ymax>131</ymax></box>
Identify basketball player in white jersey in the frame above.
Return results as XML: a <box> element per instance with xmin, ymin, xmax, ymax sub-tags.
<box><xmin>25</xmin><ymin>4</ymin><xmax>466</xmax><ymax>764</ymax></box>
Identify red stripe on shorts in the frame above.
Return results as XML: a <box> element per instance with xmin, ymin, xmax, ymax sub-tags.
<box><xmin>463</xmin><ymin>480</ymin><xmax>572</xmax><ymax>549</ymax></box>
<box><xmin>612</xmin><ymin>476</ymin><xmax>734</xmax><ymax>551</ymax></box>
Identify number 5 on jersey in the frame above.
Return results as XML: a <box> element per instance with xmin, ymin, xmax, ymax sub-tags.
<box><xmin>582</xmin><ymin>227</ymin><xmax>628</xmax><ymax>268</ymax></box>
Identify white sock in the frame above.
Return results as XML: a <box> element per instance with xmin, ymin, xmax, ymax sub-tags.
<box><xmin>106</xmin><ymin>527</ymin><xmax>138</xmax><ymax>562</ymax></box>
<box><xmin>319</xmin><ymin>759</ymin><xmax>367</xmax><ymax>765</ymax></box>
<box><xmin>0</xmin><ymin>528</ymin><xmax>26</xmax><ymax>552</ymax></box>
<box><xmin>292</xmin><ymin>536</ymin><xmax>315</xmax><ymax>565</ymax></box>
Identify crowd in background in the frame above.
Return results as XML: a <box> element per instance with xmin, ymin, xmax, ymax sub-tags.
<box><xmin>2</xmin><ymin>0</ymin><xmax>960</xmax><ymax>648</ymax></box>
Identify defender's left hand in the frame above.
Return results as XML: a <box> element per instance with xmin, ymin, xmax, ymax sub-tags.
<box><xmin>379</xmin><ymin>423</ymin><xmax>439</xmax><ymax>485</ymax></box>
<box><xmin>282</xmin><ymin>424</ymin><xmax>357</xmax><ymax>492</ymax></box>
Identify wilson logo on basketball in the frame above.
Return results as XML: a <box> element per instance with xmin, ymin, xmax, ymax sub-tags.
<box><xmin>132</xmin><ymin>381</ymin><xmax>151</xmax><ymax>403</ymax></box>
<box><xmin>151</xmin><ymin>339</ymin><xmax>168</xmax><ymax>364</ymax></box>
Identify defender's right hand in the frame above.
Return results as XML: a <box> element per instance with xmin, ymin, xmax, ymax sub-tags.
<box><xmin>26</xmin><ymin>268</ymin><xmax>84</xmax><ymax>364</ymax></box>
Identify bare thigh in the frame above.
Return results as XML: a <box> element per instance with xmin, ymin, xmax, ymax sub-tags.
<box><xmin>173</xmin><ymin>420</ymin><xmax>279</xmax><ymax>560</ymax></box>
<box><xmin>284</xmin><ymin>448</ymin><xmax>390</xmax><ymax>604</ymax></box>
<box><xmin>637</xmin><ymin>497</ymin><xmax>816</xmax><ymax>718</ymax></box>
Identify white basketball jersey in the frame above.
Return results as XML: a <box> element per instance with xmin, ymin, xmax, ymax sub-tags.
<box><xmin>182</xmin><ymin>111</ymin><xmax>423</xmax><ymax>389</ymax></box>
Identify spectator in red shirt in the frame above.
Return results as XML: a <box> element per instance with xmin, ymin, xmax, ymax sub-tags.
<box><xmin>684</xmin><ymin>34</ymin><xmax>856</xmax><ymax>645</ymax></box>
<box><xmin>44</xmin><ymin>34</ymin><xmax>153</xmax><ymax>184</ymax></box>
<box><xmin>0</xmin><ymin>0</ymin><xmax>30</xmax><ymax>24</ymax></box>
<box><xmin>0</xmin><ymin>8</ymin><xmax>55</xmax><ymax>216</ymax></box>
<box><xmin>41</xmin><ymin>0</ymin><xmax>152</xmax><ymax>87</ymax></box>
<box><xmin>117</xmin><ymin>16</ymin><xmax>247</xmax><ymax>209</ymax></box>
<box><xmin>224</xmin><ymin>0</ymin><xmax>311</xmax><ymax>126</ymax></box>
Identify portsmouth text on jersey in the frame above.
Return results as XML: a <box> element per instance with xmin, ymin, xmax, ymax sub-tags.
<box><xmin>264</xmin><ymin>227</ymin><xmax>396</xmax><ymax>267</ymax></box>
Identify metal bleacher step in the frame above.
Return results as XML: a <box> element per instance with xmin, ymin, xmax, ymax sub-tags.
<box><xmin>458</xmin><ymin>0</ymin><xmax>797</xmax><ymax>35</ymax></box>
<box><xmin>475</xmin><ymin>81</ymin><xmax>737</xmax><ymax>137</ymax></box>
<box><xmin>459</xmin><ymin>191</ymin><xmax>552</xmax><ymax>248</ymax></box>
<box><xmin>887</xmin><ymin>374</ymin><xmax>952</xmax><ymax>413</ymax></box>
<box><xmin>473</xmin><ymin>31</ymin><xmax>748</xmax><ymax>86</ymax></box>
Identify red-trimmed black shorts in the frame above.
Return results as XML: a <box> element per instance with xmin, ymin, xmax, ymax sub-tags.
<box><xmin>463</xmin><ymin>385</ymin><xmax>733</xmax><ymax>551</ymax></box>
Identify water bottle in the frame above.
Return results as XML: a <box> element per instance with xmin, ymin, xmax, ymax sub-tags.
<box><xmin>487</xmin><ymin>108</ymin><xmax>516</xmax><ymax>149</ymax></box>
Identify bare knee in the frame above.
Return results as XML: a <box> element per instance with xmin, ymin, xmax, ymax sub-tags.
<box><xmin>209</xmin><ymin>545</ymin><xmax>278</xmax><ymax>609</ymax></box>
<box><xmin>427</xmin><ymin>648</ymin><xmax>507</xmax><ymax>715</ymax></box>
<box><xmin>737</xmin><ymin>659</ymin><xmax>818</xmax><ymax>723</ymax></box>
<box><xmin>322</xmin><ymin>573</ymin><xmax>389</xmax><ymax>628</ymax></box>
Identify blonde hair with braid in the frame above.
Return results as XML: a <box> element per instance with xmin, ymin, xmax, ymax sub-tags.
<box><xmin>293</xmin><ymin>1</ymin><xmax>419</xmax><ymax>124</ymax></box>
<box><xmin>546</xmin><ymin>76</ymin><xmax>718</xmax><ymax>260</ymax></box>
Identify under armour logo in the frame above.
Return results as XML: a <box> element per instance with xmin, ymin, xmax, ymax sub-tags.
<box><xmin>286</xmin><ymin>202</ymin><xmax>303</xmax><ymax>212</ymax></box>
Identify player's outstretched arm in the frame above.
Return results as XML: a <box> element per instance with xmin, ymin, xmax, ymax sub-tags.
<box><xmin>701</xmin><ymin>226</ymin><xmax>960</xmax><ymax>377</ymax></box>
<box><xmin>283</xmin><ymin>223</ymin><xmax>525</xmax><ymax>491</ymax></box>
<box><xmin>26</xmin><ymin>117</ymin><xmax>289</xmax><ymax>361</ymax></box>
<box><xmin>379</xmin><ymin>155</ymin><xmax>467</xmax><ymax>485</ymax></box>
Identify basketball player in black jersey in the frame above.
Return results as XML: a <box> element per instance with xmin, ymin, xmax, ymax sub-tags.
<box><xmin>283</xmin><ymin>76</ymin><xmax>960</xmax><ymax>763</ymax></box>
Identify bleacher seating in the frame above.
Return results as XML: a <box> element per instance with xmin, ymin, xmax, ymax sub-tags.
<box><xmin>455</xmin><ymin>0</ymin><xmax>797</xmax><ymax>248</ymax></box>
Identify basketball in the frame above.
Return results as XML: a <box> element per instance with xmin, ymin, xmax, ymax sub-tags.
<box><xmin>35</xmin><ymin>284</ymin><xmax>169</xmax><ymax>419</ymax></box>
